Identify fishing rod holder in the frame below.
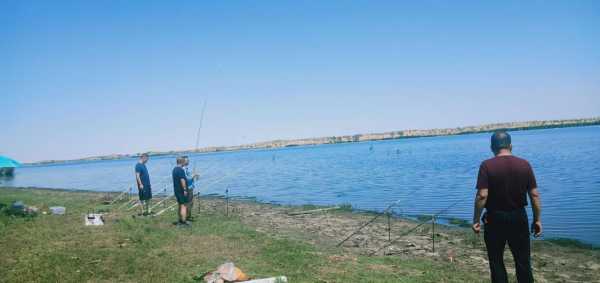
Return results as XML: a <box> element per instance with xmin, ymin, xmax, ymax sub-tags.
<box><xmin>225</xmin><ymin>188</ymin><xmax>229</xmax><ymax>217</ymax></box>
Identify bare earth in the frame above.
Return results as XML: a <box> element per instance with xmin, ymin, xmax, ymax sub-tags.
<box><xmin>195</xmin><ymin>197</ymin><xmax>600</xmax><ymax>283</ymax></box>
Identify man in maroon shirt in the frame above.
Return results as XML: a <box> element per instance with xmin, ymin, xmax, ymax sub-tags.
<box><xmin>472</xmin><ymin>131</ymin><xmax>542</xmax><ymax>283</ymax></box>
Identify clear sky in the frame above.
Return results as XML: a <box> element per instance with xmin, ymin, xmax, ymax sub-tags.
<box><xmin>2</xmin><ymin>1</ymin><xmax>599</xmax><ymax>162</ymax></box>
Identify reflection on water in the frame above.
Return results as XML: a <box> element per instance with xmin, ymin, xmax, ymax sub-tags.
<box><xmin>4</xmin><ymin>126</ymin><xmax>600</xmax><ymax>245</ymax></box>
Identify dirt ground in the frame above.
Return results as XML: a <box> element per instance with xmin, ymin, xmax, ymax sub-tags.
<box><xmin>191</xmin><ymin>197</ymin><xmax>600</xmax><ymax>283</ymax></box>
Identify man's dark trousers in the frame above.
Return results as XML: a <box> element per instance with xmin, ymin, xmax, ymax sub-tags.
<box><xmin>484</xmin><ymin>208</ymin><xmax>534</xmax><ymax>283</ymax></box>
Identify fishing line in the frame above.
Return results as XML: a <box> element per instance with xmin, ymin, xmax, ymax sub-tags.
<box><xmin>191</xmin><ymin>161</ymin><xmax>247</xmax><ymax>190</ymax></box>
<box><xmin>194</xmin><ymin>160</ymin><xmax>255</xmax><ymax>194</ymax></box>
<box><xmin>192</xmin><ymin>158</ymin><xmax>229</xmax><ymax>182</ymax></box>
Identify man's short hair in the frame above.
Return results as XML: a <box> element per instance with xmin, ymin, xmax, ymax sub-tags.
<box><xmin>140</xmin><ymin>153</ymin><xmax>149</xmax><ymax>159</ymax></box>
<box><xmin>491</xmin><ymin>130</ymin><xmax>511</xmax><ymax>151</ymax></box>
<box><xmin>176</xmin><ymin>156</ymin><xmax>186</xmax><ymax>165</ymax></box>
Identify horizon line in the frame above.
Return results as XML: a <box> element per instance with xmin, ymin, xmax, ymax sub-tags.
<box><xmin>25</xmin><ymin>116</ymin><xmax>600</xmax><ymax>165</ymax></box>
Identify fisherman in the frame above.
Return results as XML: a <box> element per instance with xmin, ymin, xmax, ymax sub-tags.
<box><xmin>182</xmin><ymin>156</ymin><xmax>199</xmax><ymax>221</ymax></box>
<box><xmin>134</xmin><ymin>153</ymin><xmax>152</xmax><ymax>215</ymax></box>
<box><xmin>472</xmin><ymin>130</ymin><xmax>542</xmax><ymax>283</ymax></box>
<box><xmin>172</xmin><ymin>156</ymin><xmax>190</xmax><ymax>226</ymax></box>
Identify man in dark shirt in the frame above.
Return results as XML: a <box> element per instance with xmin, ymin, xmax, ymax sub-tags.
<box><xmin>472</xmin><ymin>131</ymin><xmax>542</xmax><ymax>283</ymax></box>
<box><xmin>182</xmin><ymin>156</ymin><xmax>199</xmax><ymax>221</ymax></box>
<box><xmin>172</xmin><ymin>156</ymin><xmax>190</xmax><ymax>226</ymax></box>
<box><xmin>134</xmin><ymin>153</ymin><xmax>152</xmax><ymax>215</ymax></box>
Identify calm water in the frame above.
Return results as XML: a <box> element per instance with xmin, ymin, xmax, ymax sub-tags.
<box><xmin>2</xmin><ymin>126</ymin><xmax>599</xmax><ymax>245</ymax></box>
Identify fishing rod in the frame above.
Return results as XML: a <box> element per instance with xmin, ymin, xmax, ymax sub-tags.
<box><xmin>194</xmin><ymin>160</ymin><xmax>255</xmax><ymax>193</ymax></box>
<box><xmin>118</xmin><ymin>198</ymin><xmax>138</xmax><ymax>210</ymax></box>
<box><xmin>127</xmin><ymin>201</ymin><xmax>142</xmax><ymax>211</ymax></box>
<box><xmin>337</xmin><ymin>156</ymin><xmax>452</xmax><ymax>247</ymax></box>
<box><xmin>155</xmin><ymin>201</ymin><xmax>178</xmax><ymax>216</ymax></box>
<box><xmin>338</xmin><ymin>167</ymin><xmax>477</xmax><ymax>247</ymax></box>
<box><xmin>368</xmin><ymin>193</ymin><xmax>471</xmax><ymax>256</ymax></box>
<box><xmin>337</xmin><ymin>185</ymin><xmax>424</xmax><ymax>247</ymax></box>
<box><xmin>108</xmin><ymin>187</ymin><xmax>131</xmax><ymax>205</ymax></box>
<box><xmin>190</xmin><ymin>158</ymin><xmax>227</xmax><ymax>183</ymax></box>
<box><xmin>192</xmin><ymin>99</ymin><xmax>207</xmax><ymax>175</ymax></box>
<box><xmin>149</xmin><ymin>195</ymin><xmax>174</xmax><ymax>211</ymax></box>
<box><xmin>150</xmin><ymin>160</ymin><xmax>256</xmax><ymax>216</ymax></box>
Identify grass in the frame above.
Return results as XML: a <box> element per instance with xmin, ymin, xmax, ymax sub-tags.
<box><xmin>446</xmin><ymin>217</ymin><xmax>472</xmax><ymax>228</ymax></box>
<box><xmin>0</xmin><ymin>188</ymin><xmax>491</xmax><ymax>282</ymax></box>
<box><xmin>545</xmin><ymin>237</ymin><xmax>599</xmax><ymax>250</ymax></box>
<box><xmin>416</xmin><ymin>214</ymin><xmax>433</xmax><ymax>222</ymax></box>
<box><xmin>338</xmin><ymin>202</ymin><xmax>353</xmax><ymax>212</ymax></box>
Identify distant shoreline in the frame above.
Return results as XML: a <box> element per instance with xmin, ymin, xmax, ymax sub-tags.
<box><xmin>27</xmin><ymin>117</ymin><xmax>600</xmax><ymax>165</ymax></box>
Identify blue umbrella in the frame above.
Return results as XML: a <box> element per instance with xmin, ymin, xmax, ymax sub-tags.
<box><xmin>0</xmin><ymin>156</ymin><xmax>20</xmax><ymax>168</ymax></box>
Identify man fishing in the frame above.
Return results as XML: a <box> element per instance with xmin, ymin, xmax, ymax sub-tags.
<box><xmin>472</xmin><ymin>130</ymin><xmax>542</xmax><ymax>283</ymax></box>
<box><xmin>182</xmin><ymin>156</ymin><xmax>199</xmax><ymax>221</ymax></box>
<box><xmin>134</xmin><ymin>153</ymin><xmax>152</xmax><ymax>215</ymax></box>
<box><xmin>172</xmin><ymin>156</ymin><xmax>190</xmax><ymax>226</ymax></box>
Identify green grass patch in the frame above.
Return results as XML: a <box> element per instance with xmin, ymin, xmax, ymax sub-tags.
<box><xmin>338</xmin><ymin>202</ymin><xmax>353</xmax><ymax>212</ymax></box>
<box><xmin>546</xmin><ymin>238</ymin><xmax>599</xmax><ymax>250</ymax></box>
<box><xmin>416</xmin><ymin>214</ymin><xmax>433</xmax><ymax>222</ymax></box>
<box><xmin>447</xmin><ymin>217</ymin><xmax>471</xmax><ymax>228</ymax></box>
<box><xmin>0</xmin><ymin>187</ymin><xmax>487</xmax><ymax>282</ymax></box>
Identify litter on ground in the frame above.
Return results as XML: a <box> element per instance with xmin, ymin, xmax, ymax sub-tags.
<box><xmin>199</xmin><ymin>262</ymin><xmax>287</xmax><ymax>283</ymax></box>
<box><xmin>49</xmin><ymin>206</ymin><xmax>66</xmax><ymax>215</ymax></box>
<box><xmin>85</xmin><ymin>213</ymin><xmax>105</xmax><ymax>226</ymax></box>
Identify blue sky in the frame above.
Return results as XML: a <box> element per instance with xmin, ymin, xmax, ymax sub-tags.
<box><xmin>2</xmin><ymin>1</ymin><xmax>599</xmax><ymax>162</ymax></box>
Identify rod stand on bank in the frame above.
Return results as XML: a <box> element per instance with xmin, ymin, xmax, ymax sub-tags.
<box><xmin>368</xmin><ymin>193</ymin><xmax>470</xmax><ymax>256</ymax></box>
<box><xmin>196</xmin><ymin>191</ymin><xmax>201</xmax><ymax>213</ymax></box>
<box><xmin>387</xmin><ymin>211</ymin><xmax>391</xmax><ymax>243</ymax></box>
<box><xmin>226</xmin><ymin>188</ymin><xmax>229</xmax><ymax>217</ymax></box>
<box><xmin>432</xmin><ymin>214</ymin><xmax>435</xmax><ymax>253</ymax></box>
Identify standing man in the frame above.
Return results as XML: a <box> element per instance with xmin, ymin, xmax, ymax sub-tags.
<box><xmin>182</xmin><ymin>156</ymin><xmax>199</xmax><ymax>221</ymax></box>
<box><xmin>134</xmin><ymin>153</ymin><xmax>152</xmax><ymax>215</ymax></box>
<box><xmin>472</xmin><ymin>131</ymin><xmax>542</xmax><ymax>283</ymax></box>
<box><xmin>172</xmin><ymin>156</ymin><xmax>190</xmax><ymax>226</ymax></box>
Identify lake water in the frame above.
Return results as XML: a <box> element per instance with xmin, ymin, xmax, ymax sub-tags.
<box><xmin>2</xmin><ymin>126</ymin><xmax>599</xmax><ymax>245</ymax></box>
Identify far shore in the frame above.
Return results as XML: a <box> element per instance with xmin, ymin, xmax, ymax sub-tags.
<box><xmin>25</xmin><ymin>117</ymin><xmax>600</xmax><ymax>166</ymax></box>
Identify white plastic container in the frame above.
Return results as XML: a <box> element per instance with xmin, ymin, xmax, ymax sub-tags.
<box><xmin>49</xmin><ymin>206</ymin><xmax>65</xmax><ymax>215</ymax></box>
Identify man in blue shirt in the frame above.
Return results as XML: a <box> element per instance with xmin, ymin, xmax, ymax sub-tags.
<box><xmin>134</xmin><ymin>153</ymin><xmax>152</xmax><ymax>215</ymax></box>
<box><xmin>183</xmin><ymin>156</ymin><xmax>199</xmax><ymax>221</ymax></box>
<box><xmin>172</xmin><ymin>156</ymin><xmax>190</xmax><ymax>226</ymax></box>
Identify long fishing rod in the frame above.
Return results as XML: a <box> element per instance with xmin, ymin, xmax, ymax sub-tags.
<box><xmin>337</xmin><ymin>185</ymin><xmax>424</xmax><ymax>247</ymax></box>
<box><xmin>194</xmin><ymin>160</ymin><xmax>255</xmax><ymax>193</ymax></box>
<box><xmin>155</xmin><ymin>201</ymin><xmax>178</xmax><ymax>216</ymax></box>
<box><xmin>368</xmin><ymin>193</ymin><xmax>471</xmax><ymax>256</ymax></box>
<box><xmin>151</xmin><ymin>160</ymin><xmax>255</xmax><ymax>216</ymax></box>
<box><xmin>338</xmin><ymin>167</ymin><xmax>477</xmax><ymax>247</ymax></box>
<box><xmin>108</xmin><ymin>187</ymin><xmax>131</xmax><ymax>205</ymax></box>
<box><xmin>191</xmin><ymin>158</ymin><xmax>228</xmax><ymax>182</ymax></box>
<box><xmin>149</xmin><ymin>195</ymin><xmax>174</xmax><ymax>211</ymax></box>
<box><xmin>192</xmin><ymin>99</ymin><xmax>207</xmax><ymax>174</ymax></box>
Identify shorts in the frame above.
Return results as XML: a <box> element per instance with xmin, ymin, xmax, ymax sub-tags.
<box><xmin>186</xmin><ymin>189</ymin><xmax>194</xmax><ymax>203</ymax></box>
<box><xmin>138</xmin><ymin>187</ymin><xmax>152</xmax><ymax>201</ymax></box>
<box><xmin>174</xmin><ymin>190</ymin><xmax>187</xmax><ymax>204</ymax></box>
